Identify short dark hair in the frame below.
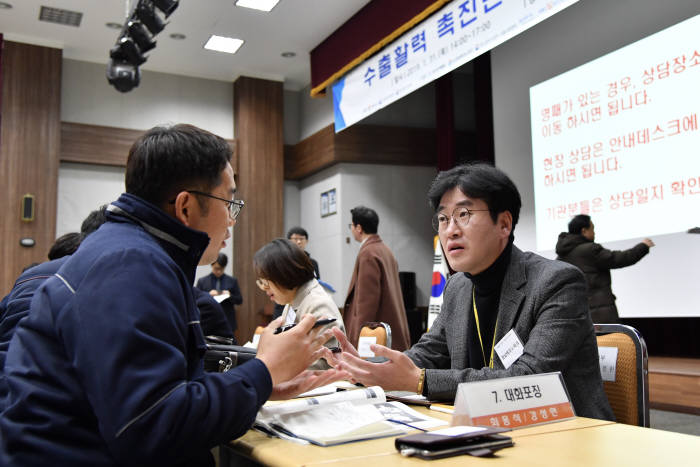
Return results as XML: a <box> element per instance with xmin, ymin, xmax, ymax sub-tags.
<box><xmin>351</xmin><ymin>206</ymin><xmax>379</xmax><ymax>234</ymax></box>
<box><xmin>253</xmin><ymin>238</ymin><xmax>315</xmax><ymax>290</ymax></box>
<box><xmin>48</xmin><ymin>232</ymin><xmax>82</xmax><ymax>260</ymax></box>
<box><xmin>286</xmin><ymin>226</ymin><xmax>308</xmax><ymax>240</ymax></box>
<box><xmin>80</xmin><ymin>205</ymin><xmax>108</xmax><ymax>235</ymax></box>
<box><xmin>427</xmin><ymin>162</ymin><xmax>521</xmax><ymax>234</ymax></box>
<box><xmin>568</xmin><ymin>214</ymin><xmax>592</xmax><ymax>235</ymax></box>
<box><xmin>214</xmin><ymin>253</ymin><xmax>228</xmax><ymax>268</ymax></box>
<box><xmin>125</xmin><ymin>124</ymin><xmax>232</xmax><ymax>208</ymax></box>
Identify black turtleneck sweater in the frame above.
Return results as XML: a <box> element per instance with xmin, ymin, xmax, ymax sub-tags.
<box><xmin>465</xmin><ymin>240</ymin><xmax>513</xmax><ymax>370</ymax></box>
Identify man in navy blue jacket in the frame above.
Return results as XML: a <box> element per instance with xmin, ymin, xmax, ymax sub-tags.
<box><xmin>1</xmin><ymin>124</ymin><xmax>342</xmax><ymax>466</ymax></box>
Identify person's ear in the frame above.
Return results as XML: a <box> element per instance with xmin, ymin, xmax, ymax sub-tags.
<box><xmin>498</xmin><ymin>211</ymin><xmax>513</xmax><ymax>238</ymax></box>
<box><xmin>173</xmin><ymin>191</ymin><xmax>196</xmax><ymax>227</ymax></box>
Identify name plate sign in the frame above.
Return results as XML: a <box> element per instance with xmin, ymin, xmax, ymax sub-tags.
<box><xmin>453</xmin><ymin>372</ymin><xmax>575</xmax><ymax>429</ymax></box>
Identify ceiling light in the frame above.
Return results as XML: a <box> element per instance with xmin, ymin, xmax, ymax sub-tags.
<box><xmin>204</xmin><ymin>35</ymin><xmax>244</xmax><ymax>54</ymax></box>
<box><xmin>106</xmin><ymin>22</ymin><xmax>123</xmax><ymax>29</ymax></box>
<box><xmin>169</xmin><ymin>33</ymin><xmax>186</xmax><ymax>40</ymax></box>
<box><xmin>281</xmin><ymin>51</ymin><xmax>296</xmax><ymax>58</ymax></box>
<box><xmin>235</xmin><ymin>0</ymin><xmax>280</xmax><ymax>12</ymax></box>
<box><xmin>0</xmin><ymin>2</ymin><xmax>13</xmax><ymax>9</ymax></box>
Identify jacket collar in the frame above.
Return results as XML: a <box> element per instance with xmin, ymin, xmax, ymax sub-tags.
<box><xmin>493</xmin><ymin>245</ymin><xmax>527</xmax><ymax>360</ymax></box>
<box><xmin>360</xmin><ymin>234</ymin><xmax>381</xmax><ymax>250</ymax></box>
<box><xmin>291</xmin><ymin>278</ymin><xmax>320</xmax><ymax>309</ymax></box>
<box><xmin>106</xmin><ymin>193</ymin><xmax>210</xmax><ymax>283</ymax></box>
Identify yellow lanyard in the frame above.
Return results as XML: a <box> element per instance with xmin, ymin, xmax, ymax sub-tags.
<box><xmin>472</xmin><ymin>287</ymin><xmax>497</xmax><ymax>369</ymax></box>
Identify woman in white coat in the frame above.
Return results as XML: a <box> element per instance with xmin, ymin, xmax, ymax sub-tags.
<box><xmin>254</xmin><ymin>239</ymin><xmax>345</xmax><ymax>369</ymax></box>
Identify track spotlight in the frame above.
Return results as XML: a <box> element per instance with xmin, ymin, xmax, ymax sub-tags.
<box><xmin>106</xmin><ymin>0</ymin><xmax>180</xmax><ymax>92</ymax></box>
<box><xmin>110</xmin><ymin>36</ymin><xmax>147</xmax><ymax>66</ymax></box>
<box><xmin>136</xmin><ymin>1</ymin><xmax>165</xmax><ymax>35</ymax></box>
<box><xmin>152</xmin><ymin>0</ymin><xmax>179</xmax><ymax>18</ymax></box>
<box><xmin>106</xmin><ymin>59</ymin><xmax>141</xmax><ymax>93</ymax></box>
<box><xmin>128</xmin><ymin>20</ymin><xmax>156</xmax><ymax>53</ymax></box>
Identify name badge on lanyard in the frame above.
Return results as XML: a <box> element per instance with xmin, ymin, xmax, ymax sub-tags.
<box><xmin>494</xmin><ymin>329</ymin><xmax>524</xmax><ymax>369</ymax></box>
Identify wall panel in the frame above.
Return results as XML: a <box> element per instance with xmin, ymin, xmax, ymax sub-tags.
<box><xmin>0</xmin><ymin>42</ymin><xmax>61</xmax><ymax>293</ymax></box>
<box><xmin>233</xmin><ymin>77</ymin><xmax>284</xmax><ymax>343</ymax></box>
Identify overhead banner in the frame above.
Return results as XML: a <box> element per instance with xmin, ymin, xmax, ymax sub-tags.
<box><xmin>333</xmin><ymin>0</ymin><xmax>580</xmax><ymax>132</ymax></box>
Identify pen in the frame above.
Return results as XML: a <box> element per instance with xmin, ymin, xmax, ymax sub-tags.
<box><xmin>428</xmin><ymin>404</ymin><xmax>454</xmax><ymax>414</ymax></box>
<box><xmin>329</xmin><ymin>346</ymin><xmax>342</xmax><ymax>353</ymax></box>
<box><xmin>274</xmin><ymin>318</ymin><xmax>336</xmax><ymax>334</ymax></box>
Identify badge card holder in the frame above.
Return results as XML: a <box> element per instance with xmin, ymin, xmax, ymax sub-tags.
<box><xmin>452</xmin><ymin>372</ymin><xmax>576</xmax><ymax>429</ymax></box>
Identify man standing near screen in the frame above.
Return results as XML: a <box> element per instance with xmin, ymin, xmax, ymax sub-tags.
<box><xmin>555</xmin><ymin>214</ymin><xmax>654</xmax><ymax>323</ymax></box>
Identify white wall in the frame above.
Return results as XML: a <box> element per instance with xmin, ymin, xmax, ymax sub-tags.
<box><xmin>62</xmin><ymin>59</ymin><xmax>234</xmax><ymax>138</ymax></box>
<box><xmin>491</xmin><ymin>0</ymin><xmax>700</xmax><ymax>317</ymax></box>
<box><xmin>58</xmin><ymin>59</ymin><xmax>237</xmax><ymax>281</ymax></box>
<box><xmin>289</xmin><ymin>163</ymin><xmax>436</xmax><ymax>307</ymax></box>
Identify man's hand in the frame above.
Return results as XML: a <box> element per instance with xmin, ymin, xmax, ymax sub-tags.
<box><xmin>333</xmin><ymin>343</ymin><xmax>422</xmax><ymax>392</ymax></box>
<box><xmin>209</xmin><ymin>289</ymin><xmax>219</xmax><ymax>296</ymax></box>
<box><xmin>321</xmin><ymin>327</ymin><xmax>360</xmax><ymax>367</ymax></box>
<box><xmin>256</xmin><ymin>314</ymin><xmax>332</xmax><ymax>385</ymax></box>
<box><xmin>642</xmin><ymin>238</ymin><xmax>655</xmax><ymax>248</ymax></box>
<box><xmin>269</xmin><ymin>369</ymin><xmax>350</xmax><ymax>400</ymax></box>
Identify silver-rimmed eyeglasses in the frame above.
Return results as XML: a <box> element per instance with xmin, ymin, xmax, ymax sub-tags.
<box><xmin>432</xmin><ymin>206</ymin><xmax>489</xmax><ymax>232</ymax></box>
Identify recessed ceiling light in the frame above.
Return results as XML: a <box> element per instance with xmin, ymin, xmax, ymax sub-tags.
<box><xmin>235</xmin><ymin>0</ymin><xmax>280</xmax><ymax>12</ymax></box>
<box><xmin>204</xmin><ymin>35</ymin><xmax>244</xmax><ymax>54</ymax></box>
<box><xmin>281</xmin><ymin>51</ymin><xmax>295</xmax><ymax>58</ymax></box>
<box><xmin>169</xmin><ymin>33</ymin><xmax>186</xmax><ymax>40</ymax></box>
<box><xmin>0</xmin><ymin>2</ymin><xmax>13</xmax><ymax>9</ymax></box>
<box><xmin>105</xmin><ymin>22</ymin><xmax>123</xmax><ymax>30</ymax></box>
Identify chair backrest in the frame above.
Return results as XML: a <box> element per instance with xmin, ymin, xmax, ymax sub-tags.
<box><xmin>594</xmin><ymin>323</ymin><xmax>649</xmax><ymax>427</ymax></box>
<box><xmin>358</xmin><ymin>322</ymin><xmax>392</xmax><ymax>355</ymax></box>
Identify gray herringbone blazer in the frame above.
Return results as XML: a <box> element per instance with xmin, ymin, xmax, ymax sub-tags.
<box><xmin>406</xmin><ymin>246</ymin><xmax>614</xmax><ymax>421</ymax></box>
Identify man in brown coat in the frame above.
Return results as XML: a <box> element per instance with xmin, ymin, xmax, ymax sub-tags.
<box><xmin>344</xmin><ymin>206</ymin><xmax>411</xmax><ymax>351</ymax></box>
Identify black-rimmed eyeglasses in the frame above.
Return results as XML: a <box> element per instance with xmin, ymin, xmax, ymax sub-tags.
<box><xmin>432</xmin><ymin>206</ymin><xmax>489</xmax><ymax>232</ymax></box>
<box><xmin>170</xmin><ymin>190</ymin><xmax>244</xmax><ymax>219</ymax></box>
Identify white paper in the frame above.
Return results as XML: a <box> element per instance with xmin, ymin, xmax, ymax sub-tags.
<box><xmin>377</xmin><ymin>401</ymin><xmax>448</xmax><ymax>430</ymax></box>
<box><xmin>598</xmin><ymin>346</ymin><xmax>619</xmax><ymax>382</ymax></box>
<box><xmin>213</xmin><ymin>293</ymin><xmax>229</xmax><ymax>303</ymax></box>
<box><xmin>357</xmin><ymin>336</ymin><xmax>377</xmax><ymax>357</ymax></box>
<box><xmin>260</xmin><ymin>386</ymin><xmax>385</xmax><ymax>417</ymax></box>
<box><xmin>425</xmin><ymin>426</ymin><xmax>487</xmax><ymax>437</ymax></box>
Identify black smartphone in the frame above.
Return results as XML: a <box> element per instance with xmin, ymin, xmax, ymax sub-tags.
<box><xmin>396</xmin><ymin>433</ymin><xmax>514</xmax><ymax>459</ymax></box>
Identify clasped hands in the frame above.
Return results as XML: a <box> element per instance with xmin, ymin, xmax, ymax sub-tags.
<box><xmin>321</xmin><ymin>328</ymin><xmax>422</xmax><ymax>393</ymax></box>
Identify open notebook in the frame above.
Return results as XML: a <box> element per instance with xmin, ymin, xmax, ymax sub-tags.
<box><xmin>254</xmin><ymin>386</ymin><xmax>446</xmax><ymax>446</ymax></box>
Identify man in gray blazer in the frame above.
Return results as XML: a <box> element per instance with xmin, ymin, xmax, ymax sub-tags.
<box><xmin>327</xmin><ymin>163</ymin><xmax>614</xmax><ymax>421</ymax></box>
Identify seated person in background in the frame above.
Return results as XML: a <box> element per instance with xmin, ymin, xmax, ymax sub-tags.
<box><xmin>196</xmin><ymin>252</ymin><xmax>242</xmax><ymax>333</ymax></box>
<box><xmin>556</xmin><ymin>214</ymin><xmax>654</xmax><ymax>323</ymax></box>
<box><xmin>0</xmin><ymin>206</ymin><xmax>107</xmax><ymax>410</ymax></box>
<box><xmin>47</xmin><ymin>232</ymin><xmax>82</xmax><ymax>260</ymax></box>
<box><xmin>255</xmin><ymin>238</ymin><xmax>345</xmax><ymax>369</ymax></box>
<box><xmin>326</xmin><ymin>162</ymin><xmax>614</xmax><ymax>421</ymax></box>
<box><xmin>273</xmin><ymin>226</ymin><xmax>320</xmax><ymax>320</ymax></box>
<box><xmin>192</xmin><ymin>288</ymin><xmax>234</xmax><ymax>340</ymax></box>
<box><xmin>1</xmin><ymin>124</ymin><xmax>345</xmax><ymax>466</ymax></box>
